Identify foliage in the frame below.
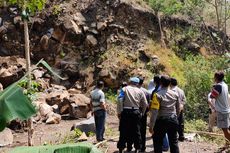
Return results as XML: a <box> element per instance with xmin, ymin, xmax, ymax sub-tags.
<box><xmin>87</xmin><ymin>131</ymin><xmax>95</xmax><ymax>137</ymax></box>
<box><xmin>18</xmin><ymin>79</ymin><xmax>42</xmax><ymax>101</ymax></box>
<box><xmin>185</xmin><ymin>119</ymin><xmax>225</xmax><ymax>145</ymax></box>
<box><xmin>73</xmin><ymin>128</ymin><xmax>83</xmax><ymax>138</ymax></box>
<box><xmin>184</xmin><ymin>119</ymin><xmax>208</xmax><ymax>132</ymax></box>
<box><xmin>60</xmin><ymin>129</ymin><xmax>82</xmax><ymax>144</ymax></box>
<box><xmin>145</xmin><ymin>40</ymin><xmax>186</xmax><ymax>86</ymax></box>
<box><xmin>5</xmin><ymin>0</ymin><xmax>46</xmax><ymax>14</ymax></box>
<box><xmin>183</xmin><ymin>54</ymin><xmax>229</xmax><ymax>120</ymax></box>
<box><xmin>105</xmin><ymin>89</ymin><xmax>117</xmax><ymax>103</ymax></box>
<box><xmin>184</xmin><ymin>55</ymin><xmax>213</xmax><ymax>120</ymax></box>
<box><xmin>147</xmin><ymin>0</ymin><xmax>183</xmax><ymax>15</ymax></box>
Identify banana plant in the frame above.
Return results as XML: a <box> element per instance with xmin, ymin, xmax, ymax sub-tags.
<box><xmin>2</xmin><ymin>0</ymin><xmax>46</xmax><ymax>146</ymax></box>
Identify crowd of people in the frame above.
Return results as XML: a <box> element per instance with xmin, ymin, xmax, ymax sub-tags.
<box><xmin>89</xmin><ymin>71</ymin><xmax>230</xmax><ymax>153</ymax></box>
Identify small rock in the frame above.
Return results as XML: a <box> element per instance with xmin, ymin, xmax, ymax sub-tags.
<box><xmin>0</xmin><ymin>128</ymin><xmax>13</xmax><ymax>147</ymax></box>
<box><xmin>32</xmin><ymin>69</ymin><xmax>45</xmax><ymax>79</ymax></box>
<box><xmin>88</xmin><ymin>29</ymin><xmax>98</xmax><ymax>35</ymax></box>
<box><xmin>46</xmin><ymin>113</ymin><xmax>61</xmax><ymax>124</ymax></box>
<box><xmin>71</xmin><ymin>20</ymin><xmax>82</xmax><ymax>35</ymax></box>
<box><xmin>99</xmin><ymin>69</ymin><xmax>109</xmax><ymax>77</ymax></box>
<box><xmin>83</xmin><ymin>26</ymin><xmax>89</xmax><ymax>32</ymax></box>
<box><xmin>90</xmin><ymin>22</ymin><xmax>96</xmax><ymax>28</ymax></box>
<box><xmin>86</xmin><ymin>35</ymin><xmax>98</xmax><ymax>46</ymax></box>
<box><xmin>73</xmin><ymin>12</ymin><xmax>86</xmax><ymax>25</ymax></box>
<box><xmin>39</xmin><ymin>103</ymin><xmax>53</xmax><ymax>117</ymax></box>
<box><xmin>97</xmin><ymin>22</ymin><xmax>107</xmax><ymax>31</ymax></box>
<box><xmin>68</xmin><ymin>88</ymin><xmax>82</xmax><ymax>94</ymax></box>
<box><xmin>78</xmin><ymin>132</ymin><xmax>88</xmax><ymax>141</ymax></box>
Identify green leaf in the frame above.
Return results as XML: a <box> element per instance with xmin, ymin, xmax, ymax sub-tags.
<box><xmin>0</xmin><ymin>83</ymin><xmax>36</xmax><ymax>131</ymax></box>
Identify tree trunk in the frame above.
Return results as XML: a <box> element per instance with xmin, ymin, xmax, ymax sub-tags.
<box><xmin>157</xmin><ymin>13</ymin><xmax>166</xmax><ymax>48</ymax></box>
<box><xmin>24</xmin><ymin>19</ymin><xmax>33</xmax><ymax>146</ymax></box>
<box><xmin>222</xmin><ymin>0</ymin><xmax>227</xmax><ymax>52</ymax></box>
<box><xmin>215</xmin><ymin>0</ymin><xmax>220</xmax><ymax>30</ymax></box>
<box><xmin>200</xmin><ymin>17</ymin><xmax>219</xmax><ymax>53</ymax></box>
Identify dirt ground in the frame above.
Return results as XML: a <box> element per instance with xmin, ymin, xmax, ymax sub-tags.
<box><xmin>0</xmin><ymin>115</ymin><xmax>221</xmax><ymax>153</ymax></box>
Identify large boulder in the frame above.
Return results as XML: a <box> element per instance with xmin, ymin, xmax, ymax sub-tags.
<box><xmin>0</xmin><ymin>56</ymin><xmax>26</xmax><ymax>88</ymax></box>
<box><xmin>61</xmin><ymin>94</ymin><xmax>91</xmax><ymax>118</ymax></box>
<box><xmin>46</xmin><ymin>84</ymin><xmax>69</xmax><ymax>106</ymax></box>
<box><xmin>71</xmin><ymin>117</ymin><xmax>95</xmax><ymax>133</ymax></box>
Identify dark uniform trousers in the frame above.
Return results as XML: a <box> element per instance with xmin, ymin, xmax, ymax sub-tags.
<box><xmin>140</xmin><ymin>112</ymin><xmax>147</xmax><ymax>151</ymax></box>
<box><xmin>153</xmin><ymin>115</ymin><xmax>180</xmax><ymax>153</ymax></box>
<box><xmin>117</xmin><ymin>109</ymin><xmax>142</xmax><ymax>150</ymax></box>
<box><xmin>177</xmin><ymin>110</ymin><xmax>185</xmax><ymax>140</ymax></box>
<box><xmin>127</xmin><ymin>111</ymin><xmax>147</xmax><ymax>151</ymax></box>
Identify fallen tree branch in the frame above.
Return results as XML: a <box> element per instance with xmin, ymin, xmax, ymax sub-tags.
<box><xmin>187</xmin><ymin>130</ymin><xmax>223</xmax><ymax>137</ymax></box>
<box><xmin>95</xmin><ymin>136</ymin><xmax>119</xmax><ymax>147</ymax></box>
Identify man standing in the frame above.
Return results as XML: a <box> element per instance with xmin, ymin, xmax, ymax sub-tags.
<box><xmin>210</xmin><ymin>71</ymin><xmax>230</xmax><ymax>142</ymax></box>
<box><xmin>151</xmin><ymin>75</ymin><xmax>180</xmax><ymax>153</ymax></box>
<box><xmin>170</xmin><ymin>77</ymin><xmax>186</xmax><ymax>141</ymax></box>
<box><xmin>90</xmin><ymin>81</ymin><xmax>107</xmax><ymax>142</ymax></box>
<box><xmin>126</xmin><ymin>77</ymin><xmax>150</xmax><ymax>152</ymax></box>
<box><xmin>149</xmin><ymin>75</ymin><xmax>169</xmax><ymax>152</ymax></box>
<box><xmin>117</xmin><ymin>77</ymin><xmax>148</xmax><ymax>153</ymax></box>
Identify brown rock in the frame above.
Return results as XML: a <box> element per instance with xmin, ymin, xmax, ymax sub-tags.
<box><xmin>86</xmin><ymin>35</ymin><xmax>97</xmax><ymax>46</ymax></box>
<box><xmin>39</xmin><ymin>103</ymin><xmax>53</xmax><ymax>117</ymax></box>
<box><xmin>52</xmin><ymin>27</ymin><xmax>65</xmax><ymax>42</ymax></box>
<box><xmin>46</xmin><ymin>112</ymin><xmax>61</xmax><ymax>124</ymax></box>
<box><xmin>65</xmin><ymin>94</ymin><xmax>91</xmax><ymax>118</ymax></box>
<box><xmin>59</xmin><ymin>98</ymin><xmax>70</xmax><ymax>114</ymax></box>
<box><xmin>73</xmin><ymin>12</ymin><xmax>86</xmax><ymax>25</ymax></box>
<box><xmin>71</xmin><ymin>20</ymin><xmax>82</xmax><ymax>35</ymax></box>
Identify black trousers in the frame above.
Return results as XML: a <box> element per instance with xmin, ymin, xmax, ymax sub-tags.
<box><xmin>117</xmin><ymin>109</ymin><xmax>142</xmax><ymax>150</ymax></box>
<box><xmin>140</xmin><ymin>112</ymin><xmax>147</xmax><ymax>150</ymax></box>
<box><xmin>153</xmin><ymin>116</ymin><xmax>179</xmax><ymax>153</ymax></box>
<box><xmin>127</xmin><ymin>112</ymin><xmax>147</xmax><ymax>151</ymax></box>
<box><xmin>178</xmin><ymin>110</ymin><xmax>185</xmax><ymax>139</ymax></box>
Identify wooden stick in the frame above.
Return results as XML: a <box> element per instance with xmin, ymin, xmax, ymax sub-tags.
<box><xmin>187</xmin><ymin>130</ymin><xmax>223</xmax><ymax>137</ymax></box>
<box><xmin>95</xmin><ymin>136</ymin><xmax>119</xmax><ymax>147</ymax></box>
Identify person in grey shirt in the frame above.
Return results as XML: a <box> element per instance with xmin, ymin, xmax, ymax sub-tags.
<box><xmin>117</xmin><ymin>77</ymin><xmax>148</xmax><ymax>153</ymax></box>
<box><xmin>210</xmin><ymin>71</ymin><xmax>230</xmax><ymax>143</ymax></box>
<box><xmin>151</xmin><ymin>75</ymin><xmax>180</xmax><ymax>153</ymax></box>
<box><xmin>170</xmin><ymin>77</ymin><xmax>186</xmax><ymax>141</ymax></box>
<box><xmin>90</xmin><ymin>81</ymin><xmax>106</xmax><ymax>142</ymax></box>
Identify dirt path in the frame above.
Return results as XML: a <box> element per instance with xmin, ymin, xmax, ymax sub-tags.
<box><xmin>0</xmin><ymin>115</ymin><xmax>220</xmax><ymax>153</ymax></box>
<box><xmin>104</xmin><ymin>116</ymin><xmax>219</xmax><ymax>153</ymax></box>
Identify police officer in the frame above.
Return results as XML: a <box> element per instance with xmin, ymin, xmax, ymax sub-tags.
<box><xmin>117</xmin><ymin>77</ymin><xmax>148</xmax><ymax>153</ymax></box>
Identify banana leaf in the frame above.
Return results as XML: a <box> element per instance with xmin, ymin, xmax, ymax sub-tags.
<box><xmin>10</xmin><ymin>142</ymin><xmax>102</xmax><ymax>153</ymax></box>
<box><xmin>0</xmin><ymin>59</ymin><xmax>63</xmax><ymax>131</ymax></box>
<box><xmin>0</xmin><ymin>83</ymin><xmax>36</xmax><ymax>131</ymax></box>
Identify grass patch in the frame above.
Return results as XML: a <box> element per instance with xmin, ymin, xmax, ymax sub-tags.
<box><xmin>185</xmin><ymin>119</ymin><xmax>225</xmax><ymax>145</ymax></box>
<box><xmin>145</xmin><ymin>39</ymin><xmax>186</xmax><ymax>86</ymax></box>
<box><xmin>105</xmin><ymin>89</ymin><xmax>117</xmax><ymax>103</ymax></box>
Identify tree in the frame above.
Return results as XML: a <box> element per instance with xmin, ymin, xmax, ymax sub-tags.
<box><xmin>205</xmin><ymin>0</ymin><xmax>230</xmax><ymax>52</ymax></box>
<box><xmin>2</xmin><ymin>0</ymin><xmax>46</xmax><ymax>146</ymax></box>
<box><xmin>147</xmin><ymin>0</ymin><xmax>184</xmax><ymax>47</ymax></box>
